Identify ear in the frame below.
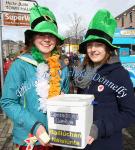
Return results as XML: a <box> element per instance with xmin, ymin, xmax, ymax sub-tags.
<box><xmin>114</xmin><ymin>49</ymin><xmax>118</xmax><ymax>56</ymax></box>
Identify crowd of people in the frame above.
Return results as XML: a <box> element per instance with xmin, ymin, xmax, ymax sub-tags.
<box><xmin>0</xmin><ymin>3</ymin><xmax>135</xmax><ymax>150</ymax></box>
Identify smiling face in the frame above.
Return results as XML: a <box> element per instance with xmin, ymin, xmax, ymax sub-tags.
<box><xmin>87</xmin><ymin>41</ymin><xmax>109</xmax><ymax>65</ymax></box>
<box><xmin>33</xmin><ymin>33</ymin><xmax>57</xmax><ymax>56</ymax></box>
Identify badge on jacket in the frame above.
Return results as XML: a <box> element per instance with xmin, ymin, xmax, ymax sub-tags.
<box><xmin>98</xmin><ymin>85</ymin><xmax>104</xmax><ymax>92</ymax></box>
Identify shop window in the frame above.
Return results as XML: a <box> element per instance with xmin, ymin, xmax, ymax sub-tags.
<box><xmin>122</xmin><ymin>17</ymin><xmax>124</xmax><ymax>27</ymax></box>
<box><xmin>129</xmin><ymin>12</ymin><xmax>133</xmax><ymax>23</ymax></box>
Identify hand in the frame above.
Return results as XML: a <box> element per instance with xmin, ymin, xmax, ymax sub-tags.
<box><xmin>36</xmin><ymin>125</ymin><xmax>52</xmax><ymax>147</ymax></box>
<box><xmin>87</xmin><ymin>136</ymin><xmax>95</xmax><ymax>144</ymax></box>
<box><xmin>61</xmin><ymin>92</ymin><xmax>64</xmax><ymax>95</ymax></box>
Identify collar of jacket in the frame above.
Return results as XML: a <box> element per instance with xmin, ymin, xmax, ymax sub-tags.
<box><xmin>17</xmin><ymin>55</ymin><xmax>38</xmax><ymax>66</ymax></box>
<box><xmin>97</xmin><ymin>62</ymin><xmax>122</xmax><ymax>76</ymax></box>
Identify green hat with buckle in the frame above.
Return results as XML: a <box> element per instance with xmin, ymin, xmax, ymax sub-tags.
<box><xmin>25</xmin><ymin>5</ymin><xmax>65</xmax><ymax>45</ymax></box>
<box><xmin>79</xmin><ymin>9</ymin><xmax>119</xmax><ymax>54</ymax></box>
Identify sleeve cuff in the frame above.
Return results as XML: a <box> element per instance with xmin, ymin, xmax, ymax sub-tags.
<box><xmin>89</xmin><ymin>124</ymin><xmax>98</xmax><ymax>140</ymax></box>
<box><xmin>31</xmin><ymin>121</ymin><xmax>42</xmax><ymax>135</ymax></box>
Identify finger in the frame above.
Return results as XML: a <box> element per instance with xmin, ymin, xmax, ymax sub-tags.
<box><xmin>38</xmin><ymin>139</ymin><xmax>46</xmax><ymax>146</ymax></box>
<box><xmin>88</xmin><ymin>137</ymin><xmax>94</xmax><ymax>144</ymax></box>
<box><xmin>61</xmin><ymin>92</ymin><xmax>64</xmax><ymax>95</ymax></box>
<box><xmin>86</xmin><ymin>136</ymin><xmax>92</xmax><ymax>143</ymax></box>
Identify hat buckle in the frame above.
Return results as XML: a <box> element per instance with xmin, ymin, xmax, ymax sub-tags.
<box><xmin>44</xmin><ymin>15</ymin><xmax>54</xmax><ymax>23</ymax></box>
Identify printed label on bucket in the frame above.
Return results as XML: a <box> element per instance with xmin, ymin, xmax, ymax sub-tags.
<box><xmin>49</xmin><ymin>129</ymin><xmax>82</xmax><ymax>147</ymax></box>
<box><xmin>50</xmin><ymin>112</ymin><xmax>79</xmax><ymax>126</ymax></box>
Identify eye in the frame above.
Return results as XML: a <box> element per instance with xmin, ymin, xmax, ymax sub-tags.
<box><xmin>96</xmin><ymin>43</ymin><xmax>104</xmax><ymax>47</ymax></box>
<box><xmin>87</xmin><ymin>43</ymin><xmax>92</xmax><ymax>47</ymax></box>
<box><xmin>48</xmin><ymin>34</ymin><xmax>55</xmax><ymax>38</ymax></box>
<box><xmin>37</xmin><ymin>33</ymin><xmax>44</xmax><ymax>36</ymax></box>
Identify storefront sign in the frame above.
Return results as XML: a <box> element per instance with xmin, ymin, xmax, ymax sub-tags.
<box><xmin>114</xmin><ymin>29</ymin><xmax>135</xmax><ymax>37</ymax></box>
<box><xmin>121</xmin><ymin>30</ymin><xmax>135</xmax><ymax>36</ymax></box>
<box><xmin>2</xmin><ymin>0</ymin><xmax>36</xmax><ymax>13</ymax></box>
<box><xmin>3</xmin><ymin>12</ymin><xmax>30</xmax><ymax>26</ymax></box>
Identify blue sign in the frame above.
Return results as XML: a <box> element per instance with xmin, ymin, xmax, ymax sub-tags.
<box><xmin>119</xmin><ymin>48</ymin><xmax>130</xmax><ymax>56</ymax></box>
<box><xmin>113</xmin><ymin>28</ymin><xmax>135</xmax><ymax>45</ymax></box>
<box><xmin>113</xmin><ymin>28</ymin><xmax>135</xmax><ymax>87</ymax></box>
<box><xmin>114</xmin><ymin>28</ymin><xmax>135</xmax><ymax>37</ymax></box>
<box><xmin>121</xmin><ymin>62</ymin><xmax>135</xmax><ymax>87</ymax></box>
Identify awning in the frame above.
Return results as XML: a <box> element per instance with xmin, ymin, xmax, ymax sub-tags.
<box><xmin>113</xmin><ymin>37</ymin><xmax>135</xmax><ymax>44</ymax></box>
<box><xmin>120</xmin><ymin>56</ymin><xmax>135</xmax><ymax>63</ymax></box>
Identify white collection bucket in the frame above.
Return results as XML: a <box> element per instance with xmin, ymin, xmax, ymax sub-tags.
<box><xmin>47</xmin><ymin>94</ymin><xmax>94</xmax><ymax>149</ymax></box>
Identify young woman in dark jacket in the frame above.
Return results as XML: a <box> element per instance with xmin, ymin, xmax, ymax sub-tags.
<box><xmin>74</xmin><ymin>9</ymin><xmax>135</xmax><ymax>150</ymax></box>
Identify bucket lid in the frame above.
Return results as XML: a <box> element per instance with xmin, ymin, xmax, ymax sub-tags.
<box><xmin>47</xmin><ymin>94</ymin><xmax>95</xmax><ymax>107</ymax></box>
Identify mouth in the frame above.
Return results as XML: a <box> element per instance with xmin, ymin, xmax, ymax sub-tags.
<box><xmin>91</xmin><ymin>53</ymin><xmax>100</xmax><ymax>57</ymax></box>
<box><xmin>41</xmin><ymin>44</ymin><xmax>51</xmax><ymax>47</ymax></box>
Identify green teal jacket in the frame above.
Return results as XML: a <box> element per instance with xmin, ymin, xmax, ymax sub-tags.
<box><xmin>0</xmin><ymin>53</ymin><xmax>69</xmax><ymax>145</ymax></box>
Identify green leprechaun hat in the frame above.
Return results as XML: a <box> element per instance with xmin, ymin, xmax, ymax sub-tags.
<box><xmin>79</xmin><ymin>9</ymin><xmax>119</xmax><ymax>54</ymax></box>
<box><xmin>25</xmin><ymin>4</ymin><xmax>65</xmax><ymax>45</ymax></box>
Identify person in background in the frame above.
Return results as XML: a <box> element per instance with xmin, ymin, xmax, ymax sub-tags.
<box><xmin>61</xmin><ymin>55</ymin><xmax>70</xmax><ymax>94</ymax></box>
<box><xmin>78</xmin><ymin>54</ymin><xmax>85</xmax><ymax>63</ymax></box>
<box><xmin>74</xmin><ymin>9</ymin><xmax>135</xmax><ymax>150</ymax></box>
<box><xmin>3</xmin><ymin>57</ymin><xmax>13</xmax><ymax>77</ymax></box>
<box><xmin>1</xmin><ymin>4</ymin><xmax>65</xmax><ymax>150</ymax></box>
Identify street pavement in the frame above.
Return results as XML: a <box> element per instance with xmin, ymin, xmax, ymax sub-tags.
<box><xmin>0</xmin><ymin>115</ymin><xmax>13</xmax><ymax>150</ymax></box>
<box><xmin>0</xmin><ymin>114</ymin><xmax>135</xmax><ymax>150</ymax></box>
<box><xmin>123</xmin><ymin>125</ymin><xmax>135</xmax><ymax>150</ymax></box>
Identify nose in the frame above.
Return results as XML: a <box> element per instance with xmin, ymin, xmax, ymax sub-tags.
<box><xmin>43</xmin><ymin>35</ymin><xmax>50</xmax><ymax>41</ymax></box>
<box><xmin>91</xmin><ymin>45</ymin><xmax>96</xmax><ymax>52</ymax></box>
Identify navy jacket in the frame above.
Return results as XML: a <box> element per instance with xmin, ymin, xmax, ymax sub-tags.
<box><xmin>77</xmin><ymin>62</ymin><xmax>135</xmax><ymax>150</ymax></box>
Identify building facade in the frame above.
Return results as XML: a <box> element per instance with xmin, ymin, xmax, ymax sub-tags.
<box><xmin>2</xmin><ymin>40</ymin><xmax>25</xmax><ymax>59</ymax></box>
<box><xmin>62</xmin><ymin>38</ymin><xmax>82</xmax><ymax>54</ymax></box>
<box><xmin>115</xmin><ymin>5</ymin><xmax>135</xmax><ymax>28</ymax></box>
